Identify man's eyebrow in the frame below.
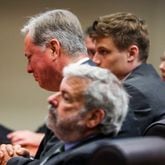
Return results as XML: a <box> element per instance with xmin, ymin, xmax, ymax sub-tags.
<box><xmin>61</xmin><ymin>90</ymin><xmax>69</xmax><ymax>96</ymax></box>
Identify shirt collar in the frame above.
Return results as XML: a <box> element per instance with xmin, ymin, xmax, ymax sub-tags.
<box><xmin>64</xmin><ymin>141</ymin><xmax>80</xmax><ymax>151</ymax></box>
<box><xmin>121</xmin><ymin>71</ymin><xmax>132</xmax><ymax>82</ymax></box>
<box><xmin>74</xmin><ymin>57</ymin><xmax>90</xmax><ymax>65</ymax></box>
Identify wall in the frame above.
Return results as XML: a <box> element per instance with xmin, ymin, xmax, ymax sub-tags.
<box><xmin>0</xmin><ymin>0</ymin><xmax>165</xmax><ymax>130</ymax></box>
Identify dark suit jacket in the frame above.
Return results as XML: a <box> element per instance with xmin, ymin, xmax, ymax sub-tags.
<box><xmin>0</xmin><ymin>124</ymin><xmax>12</xmax><ymax>144</ymax></box>
<box><xmin>35</xmin><ymin>128</ymin><xmax>58</xmax><ymax>159</ymax></box>
<box><xmin>117</xmin><ymin>63</ymin><xmax>165</xmax><ymax>137</ymax></box>
<box><xmin>7</xmin><ymin>134</ymin><xmax>113</xmax><ymax>165</ymax></box>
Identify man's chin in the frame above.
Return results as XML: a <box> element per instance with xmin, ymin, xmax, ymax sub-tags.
<box><xmin>33</xmin><ymin>75</ymin><xmax>38</xmax><ymax>82</ymax></box>
<box><xmin>46</xmin><ymin>116</ymin><xmax>56</xmax><ymax>130</ymax></box>
<box><xmin>46</xmin><ymin>118</ymin><xmax>52</xmax><ymax>128</ymax></box>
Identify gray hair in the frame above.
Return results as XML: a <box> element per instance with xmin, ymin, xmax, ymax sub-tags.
<box><xmin>21</xmin><ymin>9</ymin><xmax>87</xmax><ymax>56</ymax></box>
<box><xmin>63</xmin><ymin>64</ymin><xmax>129</xmax><ymax>135</ymax></box>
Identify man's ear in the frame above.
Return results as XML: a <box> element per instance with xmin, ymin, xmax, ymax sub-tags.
<box><xmin>86</xmin><ymin>109</ymin><xmax>105</xmax><ymax>128</ymax></box>
<box><xmin>127</xmin><ymin>45</ymin><xmax>139</xmax><ymax>62</ymax></box>
<box><xmin>47</xmin><ymin>39</ymin><xmax>61</xmax><ymax>60</ymax></box>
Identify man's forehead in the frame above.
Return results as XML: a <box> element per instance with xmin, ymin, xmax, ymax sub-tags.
<box><xmin>63</xmin><ymin>76</ymin><xmax>89</xmax><ymax>86</ymax></box>
<box><xmin>61</xmin><ymin>76</ymin><xmax>90</xmax><ymax>94</ymax></box>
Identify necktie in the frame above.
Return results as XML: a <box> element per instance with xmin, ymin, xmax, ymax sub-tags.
<box><xmin>40</xmin><ymin>143</ymin><xmax>64</xmax><ymax>165</ymax></box>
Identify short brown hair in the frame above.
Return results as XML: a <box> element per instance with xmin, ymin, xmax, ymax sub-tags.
<box><xmin>92</xmin><ymin>12</ymin><xmax>150</xmax><ymax>62</ymax></box>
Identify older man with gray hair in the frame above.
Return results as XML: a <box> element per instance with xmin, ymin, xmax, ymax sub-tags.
<box><xmin>0</xmin><ymin>64</ymin><xmax>129</xmax><ymax>165</ymax></box>
<box><xmin>4</xmin><ymin>8</ymin><xmax>95</xmax><ymax>159</ymax></box>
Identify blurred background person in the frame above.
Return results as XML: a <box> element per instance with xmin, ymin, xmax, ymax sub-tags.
<box><xmin>7</xmin><ymin>124</ymin><xmax>47</xmax><ymax>156</ymax></box>
<box><xmin>0</xmin><ymin>122</ymin><xmax>47</xmax><ymax>156</ymax></box>
<box><xmin>84</xmin><ymin>26</ymin><xmax>96</xmax><ymax>59</ymax></box>
<box><xmin>159</xmin><ymin>51</ymin><xmax>165</xmax><ymax>81</ymax></box>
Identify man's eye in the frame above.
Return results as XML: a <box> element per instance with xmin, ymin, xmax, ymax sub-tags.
<box><xmin>98</xmin><ymin>49</ymin><xmax>109</xmax><ymax>55</ymax></box>
<box><xmin>62</xmin><ymin>93</ymin><xmax>71</xmax><ymax>102</ymax></box>
<box><xmin>63</xmin><ymin>96</ymin><xmax>70</xmax><ymax>101</ymax></box>
<box><xmin>88</xmin><ymin>49</ymin><xmax>96</xmax><ymax>56</ymax></box>
<box><xmin>28</xmin><ymin>58</ymin><xmax>31</xmax><ymax>63</ymax></box>
<box><xmin>27</xmin><ymin>55</ymin><xmax>32</xmax><ymax>63</ymax></box>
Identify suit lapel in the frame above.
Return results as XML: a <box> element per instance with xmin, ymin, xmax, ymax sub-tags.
<box><xmin>40</xmin><ymin>142</ymin><xmax>64</xmax><ymax>165</ymax></box>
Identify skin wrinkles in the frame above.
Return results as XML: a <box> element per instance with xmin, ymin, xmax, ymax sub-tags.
<box><xmin>47</xmin><ymin>77</ymin><xmax>94</xmax><ymax>143</ymax></box>
<box><xmin>24</xmin><ymin>33</ymin><xmax>62</xmax><ymax>91</ymax></box>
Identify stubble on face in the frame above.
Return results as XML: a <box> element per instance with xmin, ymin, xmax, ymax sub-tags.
<box><xmin>46</xmin><ymin>105</ymin><xmax>87</xmax><ymax>142</ymax></box>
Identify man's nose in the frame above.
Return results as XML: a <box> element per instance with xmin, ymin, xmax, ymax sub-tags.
<box><xmin>47</xmin><ymin>92</ymin><xmax>61</xmax><ymax>106</ymax></box>
<box><xmin>92</xmin><ymin>52</ymin><xmax>101</xmax><ymax>65</ymax></box>
<box><xmin>27</xmin><ymin>64</ymin><xmax>33</xmax><ymax>73</ymax></box>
